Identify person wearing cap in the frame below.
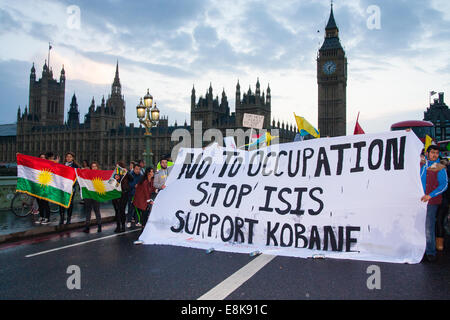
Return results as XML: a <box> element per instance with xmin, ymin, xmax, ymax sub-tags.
<box><xmin>154</xmin><ymin>155</ymin><xmax>173</xmax><ymax>192</ymax></box>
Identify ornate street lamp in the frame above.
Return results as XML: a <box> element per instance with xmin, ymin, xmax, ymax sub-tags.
<box><xmin>136</xmin><ymin>89</ymin><xmax>160</xmax><ymax>168</ymax></box>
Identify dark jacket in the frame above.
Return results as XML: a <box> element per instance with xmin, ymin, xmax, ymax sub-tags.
<box><xmin>118</xmin><ymin>173</ymin><xmax>131</xmax><ymax>201</ymax></box>
<box><xmin>128</xmin><ymin>171</ymin><xmax>142</xmax><ymax>197</ymax></box>
<box><xmin>132</xmin><ymin>178</ymin><xmax>156</xmax><ymax>211</ymax></box>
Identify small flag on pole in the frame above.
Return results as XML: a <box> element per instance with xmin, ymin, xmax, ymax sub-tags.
<box><xmin>353</xmin><ymin>112</ymin><xmax>365</xmax><ymax>135</ymax></box>
<box><xmin>293</xmin><ymin>113</ymin><xmax>320</xmax><ymax>138</ymax></box>
<box><xmin>424</xmin><ymin>135</ymin><xmax>433</xmax><ymax>153</ymax></box>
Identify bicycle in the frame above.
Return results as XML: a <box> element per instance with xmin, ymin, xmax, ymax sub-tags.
<box><xmin>10</xmin><ymin>192</ymin><xmax>59</xmax><ymax>218</ymax></box>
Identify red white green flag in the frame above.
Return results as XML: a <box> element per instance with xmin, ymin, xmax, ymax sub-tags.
<box><xmin>16</xmin><ymin>154</ymin><xmax>77</xmax><ymax>208</ymax></box>
<box><xmin>76</xmin><ymin>169</ymin><xmax>122</xmax><ymax>202</ymax></box>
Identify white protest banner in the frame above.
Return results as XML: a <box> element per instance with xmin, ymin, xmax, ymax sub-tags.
<box><xmin>140</xmin><ymin>131</ymin><xmax>426</xmax><ymax>264</ymax></box>
<box><xmin>243</xmin><ymin>113</ymin><xmax>264</xmax><ymax>129</ymax></box>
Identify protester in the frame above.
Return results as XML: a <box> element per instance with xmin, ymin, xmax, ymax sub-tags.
<box><xmin>126</xmin><ymin>163</ymin><xmax>142</xmax><ymax>228</ymax></box>
<box><xmin>138</xmin><ymin>159</ymin><xmax>146</xmax><ymax>174</ymax></box>
<box><xmin>81</xmin><ymin>160</ymin><xmax>89</xmax><ymax>169</ymax></box>
<box><xmin>436</xmin><ymin>157</ymin><xmax>450</xmax><ymax>251</ymax></box>
<box><xmin>83</xmin><ymin>161</ymin><xmax>102</xmax><ymax>233</ymax></box>
<box><xmin>420</xmin><ymin>145</ymin><xmax>448</xmax><ymax>262</ymax></box>
<box><xmin>112</xmin><ymin>161</ymin><xmax>130</xmax><ymax>233</ymax></box>
<box><xmin>156</xmin><ymin>155</ymin><xmax>174</xmax><ymax>171</ymax></box>
<box><xmin>31</xmin><ymin>153</ymin><xmax>47</xmax><ymax>216</ymax></box>
<box><xmin>154</xmin><ymin>155</ymin><xmax>173</xmax><ymax>192</ymax></box>
<box><xmin>37</xmin><ymin>152</ymin><xmax>55</xmax><ymax>225</ymax></box>
<box><xmin>59</xmin><ymin>152</ymin><xmax>79</xmax><ymax>225</ymax></box>
<box><xmin>132</xmin><ymin>167</ymin><xmax>156</xmax><ymax>227</ymax></box>
<box><xmin>129</xmin><ymin>161</ymin><xmax>136</xmax><ymax>172</ymax></box>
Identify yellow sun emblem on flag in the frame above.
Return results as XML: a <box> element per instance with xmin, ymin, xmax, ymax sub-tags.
<box><xmin>92</xmin><ymin>177</ymin><xmax>106</xmax><ymax>195</ymax></box>
<box><xmin>37</xmin><ymin>169</ymin><xmax>53</xmax><ymax>189</ymax></box>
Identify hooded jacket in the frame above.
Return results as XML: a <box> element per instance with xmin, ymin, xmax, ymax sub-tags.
<box><xmin>420</xmin><ymin>159</ymin><xmax>448</xmax><ymax>205</ymax></box>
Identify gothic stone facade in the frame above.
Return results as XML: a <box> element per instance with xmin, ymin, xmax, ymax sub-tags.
<box><xmin>424</xmin><ymin>92</ymin><xmax>449</xmax><ymax>142</ymax></box>
<box><xmin>10</xmin><ymin>62</ymin><xmax>177</xmax><ymax>169</ymax></box>
<box><xmin>0</xmin><ymin>62</ymin><xmax>296</xmax><ymax>168</ymax></box>
<box><xmin>190</xmin><ymin>79</ymin><xmax>296</xmax><ymax>146</ymax></box>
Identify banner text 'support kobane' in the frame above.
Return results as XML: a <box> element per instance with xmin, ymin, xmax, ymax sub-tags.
<box><xmin>139</xmin><ymin>131</ymin><xmax>427</xmax><ymax>264</ymax></box>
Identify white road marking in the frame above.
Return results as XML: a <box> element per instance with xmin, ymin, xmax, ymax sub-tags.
<box><xmin>198</xmin><ymin>254</ymin><xmax>277</xmax><ymax>300</ymax></box>
<box><xmin>25</xmin><ymin>229</ymin><xmax>140</xmax><ymax>258</ymax></box>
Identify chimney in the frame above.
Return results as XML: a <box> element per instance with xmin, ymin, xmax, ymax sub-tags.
<box><xmin>439</xmin><ymin>92</ymin><xmax>444</xmax><ymax>104</ymax></box>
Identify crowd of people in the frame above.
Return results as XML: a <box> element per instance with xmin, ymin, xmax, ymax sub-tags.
<box><xmin>32</xmin><ymin>151</ymin><xmax>173</xmax><ymax>235</ymax></box>
<box><xmin>27</xmin><ymin>145</ymin><xmax>450</xmax><ymax>262</ymax></box>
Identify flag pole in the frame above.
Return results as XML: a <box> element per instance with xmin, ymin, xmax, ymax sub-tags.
<box><xmin>48</xmin><ymin>42</ymin><xmax>51</xmax><ymax>71</ymax></box>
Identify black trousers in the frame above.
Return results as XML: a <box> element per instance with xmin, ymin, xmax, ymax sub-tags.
<box><xmin>437</xmin><ymin>197</ymin><xmax>449</xmax><ymax>237</ymax></box>
<box><xmin>59</xmin><ymin>200</ymin><xmax>74</xmax><ymax>224</ymax></box>
<box><xmin>85</xmin><ymin>198</ymin><xmax>101</xmax><ymax>227</ymax></box>
<box><xmin>113</xmin><ymin>195</ymin><xmax>127</xmax><ymax>228</ymax></box>
<box><xmin>37</xmin><ymin>199</ymin><xmax>50</xmax><ymax>220</ymax></box>
<box><xmin>60</xmin><ymin>189</ymin><xmax>76</xmax><ymax>223</ymax></box>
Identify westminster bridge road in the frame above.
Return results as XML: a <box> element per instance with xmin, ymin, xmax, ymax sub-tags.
<box><xmin>0</xmin><ymin>222</ymin><xmax>449</xmax><ymax>300</ymax></box>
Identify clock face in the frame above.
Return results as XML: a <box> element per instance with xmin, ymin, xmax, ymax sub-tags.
<box><xmin>323</xmin><ymin>61</ymin><xmax>336</xmax><ymax>75</ymax></box>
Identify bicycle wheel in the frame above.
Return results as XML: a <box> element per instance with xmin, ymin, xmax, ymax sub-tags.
<box><xmin>11</xmin><ymin>193</ymin><xmax>34</xmax><ymax>217</ymax></box>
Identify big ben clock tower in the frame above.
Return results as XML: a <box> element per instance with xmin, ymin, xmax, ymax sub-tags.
<box><xmin>317</xmin><ymin>4</ymin><xmax>347</xmax><ymax>137</ymax></box>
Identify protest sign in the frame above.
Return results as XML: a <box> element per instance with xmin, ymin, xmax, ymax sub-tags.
<box><xmin>243</xmin><ymin>113</ymin><xmax>265</xmax><ymax>129</ymax></box>
<box><xmin>139</xmin><ymin>131</ymin><xmax>426</xmax><ymax>264</ymax></box>
<box><xmin>107</xmin><ymin>165</ymin><xmax>127</xmax><ymax>189</ymax></box>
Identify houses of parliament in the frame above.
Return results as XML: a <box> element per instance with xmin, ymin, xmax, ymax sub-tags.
<box><xmin>0</xmin><ymin>5</ymin><xmax>346</xmax><ymax>168</ymax></box>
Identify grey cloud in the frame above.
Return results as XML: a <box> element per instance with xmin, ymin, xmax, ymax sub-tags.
<box><xmin>0</xmin><ymin>8</ymin><xmax>22</xmax><ymax>34</ymax></box>
<box><xmin>0</xmin><ymin>60</ymin><xmax>33</xmax><ymax>124</ymax></box>
<box><xmin>194</xmin><ymin>25</ymin><xmax>219</xmax><ymax>45</ymax></box>
<box><xmin>58</xmin><ymin>43</ymin><xmax>192</xmax><ymax>78</ymax></box>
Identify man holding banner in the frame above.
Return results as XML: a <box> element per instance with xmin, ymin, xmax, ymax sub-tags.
<box><xmin>420</xmin><ymin>145</ymin><xmax>448</xmax><ymax>262</ymax></box>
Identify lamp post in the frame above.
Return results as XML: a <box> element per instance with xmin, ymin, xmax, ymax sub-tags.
<box><xmin>136</xmin><ymin>89</ymin><xmax>160</xmax><ymax>168</ymax></box>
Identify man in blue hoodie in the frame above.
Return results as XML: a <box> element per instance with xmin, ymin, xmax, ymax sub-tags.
<box><xmin>420</xmin><ymin>145</ymin><xmax>448</xmax><ymax>262</ymax></box>
<box><xmin>127</xmin><ymin>163</ymin><xmax>143</xmax><ymax>227</ymax></box>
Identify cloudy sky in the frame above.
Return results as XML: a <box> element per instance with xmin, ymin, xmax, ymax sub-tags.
<box><xmin>0</xmin><ymin>0</ymin><xmax>449</xmax><ymax>134</ymax></box>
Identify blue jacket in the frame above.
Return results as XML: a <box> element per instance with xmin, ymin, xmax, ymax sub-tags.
<box><xmin>128</xmin><ymin>171</ymin><xmax>142</xmax><ymax>196</ymax></box>
<box><xmin>420</xmin><ymin>159</ymin><xmax>448</xmax><ymax>199</ymax></box>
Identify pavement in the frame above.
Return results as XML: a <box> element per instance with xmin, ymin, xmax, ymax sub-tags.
<box><xmin>0</xmin><ymin>200</ymin><xmax>116</xmax><ymax>244</ymax></box>
<box><xmin>1</xmin><ymin>228</ymin><xmax>449</xmax><ymax>300</ymax></box>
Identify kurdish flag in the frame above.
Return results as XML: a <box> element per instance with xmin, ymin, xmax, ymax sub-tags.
<box><xmin>17</xmin><ymin>154</ymin><xmax>77</xmax><ymax>208</ymax></box>
<box><xmin>76</xmin><ymin>169</ymin><xmax>121</xmax><ymax>202</ymax></box>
